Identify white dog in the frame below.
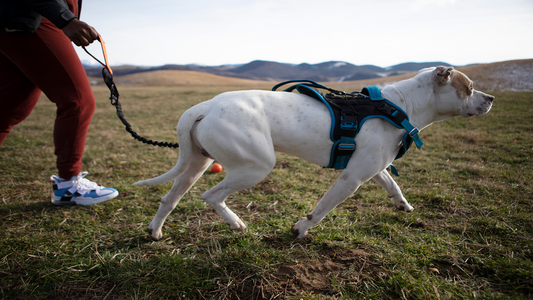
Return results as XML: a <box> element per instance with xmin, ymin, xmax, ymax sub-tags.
<box><xmin>134</xmin><ymin>66</ymin><xmax>494</xmax><ymax>240</ymax></box>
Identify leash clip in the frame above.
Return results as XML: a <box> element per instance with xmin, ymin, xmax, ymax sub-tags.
<box><xmin>109</xmin><ymin>94</ymin><xmax>118</xmax><ymax>106</ymax></box>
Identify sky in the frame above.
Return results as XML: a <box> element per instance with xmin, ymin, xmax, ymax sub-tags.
<box><xmin>76</xmin><ymin>0</ymin><xmax>533</xmax><ymax>68</ymax></box>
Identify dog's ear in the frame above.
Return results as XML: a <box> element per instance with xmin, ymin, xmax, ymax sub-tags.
<box><xmin>435</xmin><ymin>66</ymin><xmax>454</xmax><ymax>84</ymax></box>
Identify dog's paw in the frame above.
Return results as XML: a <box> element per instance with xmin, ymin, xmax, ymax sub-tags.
<box><xmin>147</xmin><ymin>227</ymin><xmax>163</xmax><ymax>241</ymax></box>
<box><xmin>290</xmin><ymin>224</ymin><xmax>299</xmax><ymax>235</ymax></box>
<box><xmin>395</xmin><ymin>203</ymin><xmax>414</xmax><ymax>212</ymax></box>
<box><xmin>228</xmin><ymin>219</ymin><xmax>247</xmax><ymax>230</ymax></box>
<box><xmin>402</xmin><ymin>204</ymin><xmax>414</xmax><ymax>212</ymax></box>
<box><xmin>391</xmin><ymin>196</ymin><xmax>414</xmax><ymax>212</ymax></box>
<box><xmin>291</xmin><ymin>217</ymin><xmax>310</xmax><ymax>239</ymax></box>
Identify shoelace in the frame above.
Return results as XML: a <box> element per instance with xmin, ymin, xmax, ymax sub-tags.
<box><xmin>67</xmin><ymin>171</ymin><xmax>101</xmax><ymax>195</ymax></box>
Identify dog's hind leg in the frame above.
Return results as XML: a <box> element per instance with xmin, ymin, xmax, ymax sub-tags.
<box><xmin>148</xmin><ymin>155</ymin><xmax>213</xmax><ymax>240</ymax></box>
<box><xmin>201</xmin><ymin>156</ymin><xmax>276</xmax><ymax>231</ymax></box>
<box><xmin>372</xmin><ymin>169</ymin><xmax>413</xmax><ymax>212</ymax></box>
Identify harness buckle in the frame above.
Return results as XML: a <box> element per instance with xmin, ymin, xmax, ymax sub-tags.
<box><xmin>340</xmin><ymin>122</ymin><xmax>356</xmax><ymax>130</ymax></box>
<box><xmin>340</xmin><ymin>113</ymin><xmax>357</xmax><ymax>131</ymax></box>
<box><xmin>408</xmin><ymin>127</ymin><xmax>420</xmax><ymax>137</ymax></box>
<box><xmin>338</xmin><ymin>143</ymin><xmax>355</xmax><ymax>151</ymax></box>
<box><xmin>378</xmin><ymin>103</ymin><xmax>396</xmax><ymax>115</ymax></box>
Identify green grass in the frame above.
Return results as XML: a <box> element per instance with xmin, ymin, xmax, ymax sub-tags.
<box><xmin>1</xmin><ymin>85</ymin><xmax>532</xmax><ymax>299</ymax></box>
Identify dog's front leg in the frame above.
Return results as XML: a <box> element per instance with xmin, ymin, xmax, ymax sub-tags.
<box><xmin>372</xmin><ymin>169</ymin><xmax>413</xmax><ymax>212</ymax></box>
<box><xmin>291</xmin><ymin>171</ymin><xmax>364</xmax><ymax>238</ymax></box>
<box><xmin>291</xmin><ymin>164</ymin><xmax>377</xmax><ymax>239</ymax></box>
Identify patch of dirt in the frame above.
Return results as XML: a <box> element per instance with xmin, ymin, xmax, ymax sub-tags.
<box><xmin>42</xmin><ymin>284</ymin><xmax>124</xmax><ymax>300</ymax></box>
<box><xmin>274</xmin><ymin>160</ymin><xmax>291</xmax><ymax>170</ymax></box>
<box><xmin>431</xmin><ymin>258</ymin><xmax>471</xmax><ymax>279</ymax></box>
<box><xmin>239</xmin><ymin>176</ymin><xmax>280</xmax><ymax>196</ymax></box>
<box><xmin>230</xmin><ymin>244</ymin><xmax>387</xmax><ymax>299</ymax></box>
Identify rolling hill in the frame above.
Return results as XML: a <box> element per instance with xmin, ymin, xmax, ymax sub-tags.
<box><xmin>85</xmin><ymin>60</ymin><xmax>452</xmax><ymax>83</ymax></box>
<box><xmin>113</xmin><ymin>69</ymin><xmax>267</xmax><ymax>87</ymax></box>
<box><xmin>89</xmin><ymin>59</ymin><xmax>533</xmax><ymax>92</ymax></box>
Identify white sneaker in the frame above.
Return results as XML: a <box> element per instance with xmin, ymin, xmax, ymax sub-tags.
<box><xmin>50</xmin><ymin>172</ymin><xmax>119</xmax><ymax>206</ymax></box>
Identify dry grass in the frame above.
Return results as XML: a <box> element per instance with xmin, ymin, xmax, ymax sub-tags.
<box><xmin>114</xmin><ymin>70</ymin><xmax>273</xmax><ymax>87</ymax></box>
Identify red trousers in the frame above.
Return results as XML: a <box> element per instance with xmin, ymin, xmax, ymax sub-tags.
<box><xmin>0</xmin><ymin>0</ymin><xmax>95</xmax><ymax>179</ymax></box>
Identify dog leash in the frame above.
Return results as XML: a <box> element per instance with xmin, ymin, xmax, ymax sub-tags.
<box><xmin>82</xmin><ymin>35</ymin><xmax>179</xmax><ymax>148</ymax></box>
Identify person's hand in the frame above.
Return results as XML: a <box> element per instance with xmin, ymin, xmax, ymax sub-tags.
<box><xmin>62</xmin><ymin>18</ymin><xmax>99</xmax><ymax>47</ymax></box>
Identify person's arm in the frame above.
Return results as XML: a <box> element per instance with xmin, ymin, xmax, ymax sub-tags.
<box><xmin>20</xmin><ymin>0</ymin><xmax>76</xmax><ymax>29</ymax></box>
<box><xmin>21</xmin><ymin>0</ymin><xmax>98</xmax><ymax>46</ymax></box>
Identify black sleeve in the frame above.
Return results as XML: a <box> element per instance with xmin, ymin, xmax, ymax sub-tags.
<box><xmin>20</xmin><ymin>0</ymin><xmax>77</xmax><ymax>29</ymax></box>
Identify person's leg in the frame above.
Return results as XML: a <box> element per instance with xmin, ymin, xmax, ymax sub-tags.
<box><xmin>0</xmin><ymin>16</ymin><xmax>118</xmax><ymax>205</ymax></box>
<box><xmin>0</xmin><ymin>47</ymin><xmax>42</xmax><ymax>146</ymax></box>
<box><xmin>37</xmin><ymin>19</ymin><xmax>97</xmax><ymax>179</ymax></box>
<box><xmin>0</xmin><ymin>19</ymin><xmax>95</xmax><ymax>179</ymax></box>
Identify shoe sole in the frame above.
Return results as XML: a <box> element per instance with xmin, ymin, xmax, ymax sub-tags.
<box><xmin>51</xmin><ymin>191</ymin><xmax>119</xmax><ymax>206</ymax></box>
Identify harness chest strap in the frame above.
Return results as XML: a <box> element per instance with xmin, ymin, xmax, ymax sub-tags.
<box><xmin>362</xmin><ymin>86</ymin><xmax>423</xmax><ymax>147</ymax></box>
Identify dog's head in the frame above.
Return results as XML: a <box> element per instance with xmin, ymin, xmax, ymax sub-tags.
<box><xmin>419</xmin><ymin>66</ymin><xmax>494</xmax><ymax>118</ymax></box>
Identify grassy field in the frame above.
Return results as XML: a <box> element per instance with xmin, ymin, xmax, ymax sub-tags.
<box><xmin>0</xmin><ymin>83</ymin><xmax>532</xmax><ymax>299</ymax></box>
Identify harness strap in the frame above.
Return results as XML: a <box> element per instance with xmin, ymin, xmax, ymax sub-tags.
<box><xmin>361</xmin><ymin>86</ymin><xmax>383</xmax><ymax>100</ymax></box>
<box><xmin>273</xmin><ymin>80</ymin><xmax>424</xmax><ymax>174</ymax></box>
<box><xmin>362</xmin><ymin>86</ymin><xmax>423</xmax><ymax>151</ymax></box>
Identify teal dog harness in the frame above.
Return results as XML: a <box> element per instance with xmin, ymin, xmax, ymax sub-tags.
<box><xmin>272</xmin><ymin>80</ymin><xmax>423</xmax><ymax>175</ymax></box>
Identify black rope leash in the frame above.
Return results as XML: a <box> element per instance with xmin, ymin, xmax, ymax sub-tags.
<box><xmin>83</xmin><ymin>37</ymin><xmax>179</xmax><ymax>148</ymax></box>
<box><xmin>110</xmin><ymin>91</ymin><xmax>179</xmax><ymax>148</ymax></box>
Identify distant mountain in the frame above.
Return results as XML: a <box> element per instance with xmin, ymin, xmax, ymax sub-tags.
<box><xmin>84</xmin><ymin>60</ymin><xmax>453</xmax><ymax>82</ymax></box>
<box><xmin>230</xmin><ymin>60</ymin><xmax>301</xmax><ymax>80</ymax></box>
<box><xmin>386</xmin><ymin>62</ymin><xmax>451</xmax><ymax>72</ymax></box>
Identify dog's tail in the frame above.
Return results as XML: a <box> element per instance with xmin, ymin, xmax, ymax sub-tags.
<box><xmin>132</xmin><ymin>106</ymin><xmax>204</xmax><ymax>187</ymax></box>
